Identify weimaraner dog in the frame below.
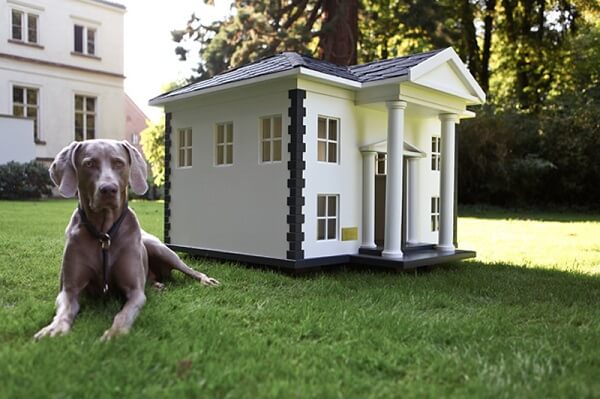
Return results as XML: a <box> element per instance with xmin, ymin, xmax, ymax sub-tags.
<box><xmin>35</xmin><ymin>139</ymin><xmax>219</xmax><ymax>341</ymax></box>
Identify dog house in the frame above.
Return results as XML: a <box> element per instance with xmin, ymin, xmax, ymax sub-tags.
<box><xmin>149</xmin><ymin>48</ymin><xmax>485</xmax><ymax>271</ymax></box>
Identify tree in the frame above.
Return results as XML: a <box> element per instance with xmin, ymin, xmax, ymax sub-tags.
<box><xmin>140</xmin><ymin>117</ymin><xmax>165</xmax><ymax>187</ymax></box>
<box><xmin>172</xmin><ymin>0</ymin><xmax>362</xmax><ymax>82</ymax></box>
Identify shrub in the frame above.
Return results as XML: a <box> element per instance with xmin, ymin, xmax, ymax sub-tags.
<box><xmin>0</xmin><ymin>161</ymin><xmax>53</xmax><ymax>199</ymax></box>
<box><xmin>458</xmin><ymin>88</ymin><xmax>600</xmax><ymax>207</ymax></box>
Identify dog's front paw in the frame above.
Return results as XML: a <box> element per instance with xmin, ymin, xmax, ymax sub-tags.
<box><xmin>200</xmin><ymin>274</ymin><xmax>220</xmax><ymax>286</ymax></box>
<box><xmin>100</xmin><ymin>327</ymin><xmax>129</xmax><ymax>342</ymax></box>
<box><xmin>34</xmin><ymin>321</ymin><xmax>71</xmax><ymax>340</ymax></box>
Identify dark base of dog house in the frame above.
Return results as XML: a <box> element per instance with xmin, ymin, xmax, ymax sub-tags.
<box><xmin>168</xmin><ymin>244</ymin><xmax>476</xmax><ymax>273</ymax></box>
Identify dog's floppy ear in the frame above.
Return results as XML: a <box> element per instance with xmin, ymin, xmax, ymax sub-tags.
<box><xmin>49</xmin><ymin>141</ymin><xmax>80</xmax><ymax>198</ymax></box>
<box><xmin>122</xmin><ymin>140</ymin><xmax>148</xmax><ymax>195</ymax></box>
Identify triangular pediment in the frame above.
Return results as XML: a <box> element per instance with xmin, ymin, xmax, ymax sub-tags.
<box><xmin>408</xmin><ymin>48</ymin><xmax>485</xmax><ymax>104</ymax></box>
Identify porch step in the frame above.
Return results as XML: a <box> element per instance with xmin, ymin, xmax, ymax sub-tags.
<box><xmin>359</xmin><ymin>243</ymin><xmax>436</xmax><ymax>256</ymax></box>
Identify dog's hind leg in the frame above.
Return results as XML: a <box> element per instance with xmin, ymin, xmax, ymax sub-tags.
<box><xmin>142</xmin><ymin>232</ymin><xmax>219</xmax><ymax>286</ymax></box>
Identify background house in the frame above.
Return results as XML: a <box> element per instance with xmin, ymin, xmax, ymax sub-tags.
<box><xmin>125</xmin><ymin>93</ymin><xmax>147</xmax><ymax>155</ymax></box>
<box><xmin>0</xmin><ymin>0</ymin><xmax>126</xmax><ymax>163</ymax></box>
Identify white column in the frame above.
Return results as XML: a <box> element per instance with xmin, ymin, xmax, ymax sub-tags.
<box><xmin>406</xmin><ymin>158</ymin><xmax>419</xmax><ymax>245</ymax></box>
<box><xmin>382</xmin><ymin>100</ymin><xmax>407</xmax><ymax>258</ymax></box>
<box><xmin>438</xmin><ymin>113</ymin><xmax>459</xmax><ymax>251</ymax></box>
<box><xmin>361</xmin><ymin>150</ymin><xmax>377</xmax><ymax>248</ymax></box>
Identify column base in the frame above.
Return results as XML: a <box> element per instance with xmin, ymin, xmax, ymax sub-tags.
<box><xmin>435</xmin><ymin>244</ymin><xmax>455</xmax><ymax>252</ymax></box>
<box><xmin>382</xmin><ymin>249</ymin><xmax>404</xmax><ymax>258</ymax></box>
<box><xmin>360</xmin><ymin>243</ymin><xmax>377</xmax><ymax>249</ymax></box>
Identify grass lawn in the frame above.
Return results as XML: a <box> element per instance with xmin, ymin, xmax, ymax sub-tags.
<box><xmin>0</xmin><ymin>200</ymin><xmax>599</xmax><ymax>398</ymax></box>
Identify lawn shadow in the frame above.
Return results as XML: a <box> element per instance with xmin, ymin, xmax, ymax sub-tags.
<box><xmin>459</xmin><ymin>205</ymin><xmax>600</xmax><ymax>222</ymax></box>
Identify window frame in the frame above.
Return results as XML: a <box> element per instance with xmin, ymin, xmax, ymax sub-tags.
<box><xmin>177</xmin><ymin>128</ymin><xmax>193</xmax><ymax>168</ymax></box>
<box><xmin>376</xmin><ymin>152</ymin><xmax>387</xmax><ymax>175</ymax></box>
<box><xmin>259</xmin><ymin>114</ymin><xmax>283</xmax><ymax>164</ymax></box>
<box><xmin>73</xmin><ymin>23</ymin><xmax>97</xmax><ymax>56</ymax></box>
<box><xmin>431</xmin><ymin>196</ymin><xmax>440</xmax><ymax>232</ymax></box>
<box><xmin>74</xmin><ymin>94</ymin><xmax>96</xmax><ymax>142</ymax></box>
<box><xmin>12</xmin><ymin>85</ymin><xmax>40</xmax><ymax>141</ymax></box>
<box><xmin>11</xmin><ymin>8</ymin><xmax>39</xmax><ymax>44</ymax></box>
<box><xmin>317</xmin><ymin>194</ymin><xmax>339</xmax><ymax>241</ymax></box>
<box><xmin>431</xmin><ymin>136</ymin><xmax>441</xmax><ymax>171</ymax></box>
<box><xmin>317</xmin><ymin>115</ymin><xmax>340</xmax><ymax>164</ymax></box>
<box><xmin>214</xmin><ymin>121</ymin><xmax>234</xmax><ymax>166</ymax></box>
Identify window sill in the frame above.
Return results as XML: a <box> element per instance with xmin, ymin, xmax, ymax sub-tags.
<box><xmin>35</xmin><ymin>139</ymin><xmax>46</xmax><ymax>145</ymax></box>
<box><xmin>71</xmin><ymin>51</ymin><xmax>101</xmax><ymax>61</ymax></box>
<box><xmin>8</xmin><ymin>39</ymin><xmax>44</xmax><ymax>49</ymax></box>
<box><xmin>176</xmin><ymin>166</ymin><xmax>193</xmax><ymax>170</ymax></box>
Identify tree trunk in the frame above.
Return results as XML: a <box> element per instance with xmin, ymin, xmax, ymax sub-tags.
<box><xmin>460</xmin><ymin>0</ymin><xmax>481</xmax><ymax>84</ymax></box>
<box><xmin>319</xmin><ymin>0</ymin><xmax>358</xmax><ymax>65</ymax></box>
<box><xmin>481</xmin><ymin>0</ymin><xmax>496</xmax><ymax>94</ymax></box>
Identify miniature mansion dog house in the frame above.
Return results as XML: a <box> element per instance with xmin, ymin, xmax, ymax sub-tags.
<box><xmin>149</xmin><ymin>48</ymin><xmax>485</xmax><ymax>271</ymax></box>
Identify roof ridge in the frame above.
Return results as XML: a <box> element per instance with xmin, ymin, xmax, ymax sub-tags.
<box><xmin>349</xmin><ymin>47</ymin><xmax>447</xmax><ymax>71</ymax></box>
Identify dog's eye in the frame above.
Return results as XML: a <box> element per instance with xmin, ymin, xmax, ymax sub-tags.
<box><xmin>113</xmin><ymin>159</ymin><xmax>125</xmax><ymax>168</ymax></box>
<box><xmin>83</xmin><ymin>160</ymin><xmax>95</xmax><ymax>168</ymax></box>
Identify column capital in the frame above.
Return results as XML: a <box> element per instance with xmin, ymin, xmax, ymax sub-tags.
<box><xmin>439</xmin><ymin>113</ymin><xmax>460</xmax><ymax>123</ymax></box>
<box><xmin>386</xmin><ymin>100</ymin><xmax>408</xmax><ymax>110</ymax></box>
<box><xmin>359</xmin><ymin>149</ymin><xmax>378</xmax><ymax>155</ymax></box>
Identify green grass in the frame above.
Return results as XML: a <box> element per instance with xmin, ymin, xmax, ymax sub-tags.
<box><xmin>1</xmin><ymin>200</ymin><xmax>599</xmax><ymax>398</ymax></box>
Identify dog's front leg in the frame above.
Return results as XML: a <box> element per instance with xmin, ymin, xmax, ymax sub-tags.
<box><xmin>34</xmin><ymin>289</ymin><xmax>81</xmax><ymax>339</ymax></box>
<box><xmin>100</xmin><ymin>287</ymin><xmax>146</xmax><ymax>341</ymax></box>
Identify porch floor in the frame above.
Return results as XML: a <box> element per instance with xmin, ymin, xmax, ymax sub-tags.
<box><xmin>350</xmin><ymin>247</ymin><xmax>476</xmax><ymax>270</ymax></box>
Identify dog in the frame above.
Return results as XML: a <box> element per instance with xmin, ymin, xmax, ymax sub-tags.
<box><xmin>35</xmin><ymin>139</ymin><xmax>219</xmax><ymax>341</ymax></box>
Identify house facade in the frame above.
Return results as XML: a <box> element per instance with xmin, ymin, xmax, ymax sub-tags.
<box><xmin>150</xmin><ymin>49</ymin><xmax>485</xmax><ymax>271</ymax></box>
<box><xmin>0</xmin><ymin>0</ymin><xmax>125</xmax><ymax>162</ymax></box>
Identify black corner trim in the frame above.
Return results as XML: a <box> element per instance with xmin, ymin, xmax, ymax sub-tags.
<box><xmin>164</xmin><ymin>112</ymin><xmax>172</xmax><ymax>244</ymax></box>
<box><xmin>287</xmin><ymin>89</ymin><xmax>307</xmax><ymax>260</ymax></box>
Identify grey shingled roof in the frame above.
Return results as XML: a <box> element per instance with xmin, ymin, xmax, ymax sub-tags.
<box><xmin>152</xmin><ymin>49</ymin><xmax>445</xmax><ymax>103</ymax></box>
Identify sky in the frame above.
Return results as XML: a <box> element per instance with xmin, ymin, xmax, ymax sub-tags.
<box><xmin>121</xmin><ymin>0</ymin><xmax>231</xmax><ymax>122</ymax></box>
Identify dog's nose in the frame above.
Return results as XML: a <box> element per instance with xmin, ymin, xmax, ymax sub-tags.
<box><xmin>99</xmin><ymin>183</ymin><xmax>118</xmax><ymax>196</ymax></box>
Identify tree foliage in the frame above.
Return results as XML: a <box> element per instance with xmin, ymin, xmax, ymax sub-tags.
<box><xmin>171</xmin><ymin>1</ymin><xmax>600</xmax><ymax>206</ymax></box>
<box><xmin>140</xmin><ymin>117</ymin><xmax>165</xmax><ymax>187</ymax></box>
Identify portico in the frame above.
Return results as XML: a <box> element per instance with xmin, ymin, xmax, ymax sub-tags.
<box><xmin>359</xmin><ymin>103</ymin><xmax>461</xmax><ymax>258</ymax></box>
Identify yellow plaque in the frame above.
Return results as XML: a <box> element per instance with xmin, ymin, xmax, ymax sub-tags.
<box><xmin>341</xmin><ymin>227</ymin><xmax>358</xmax><ymax>241</ymax></box>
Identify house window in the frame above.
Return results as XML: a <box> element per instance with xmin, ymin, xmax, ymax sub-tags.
<box><xmin>215</xmin><ymin>122</ymin><xmax>233</xmax><ymax>166</ymax></box>
<box><xmin>74</xmin><ymin>24</ymin><xmax>96</xmax><ymax>55</ymax></box>
<box><xmin>431</xmin><ymin>136</ymin><xmax>441</xmax><ymax>171</ymax></box>
<box><xmin>317</xmin><ymin>116</ymin><xmax>339</xmax><ymax>163</ymax></box>
<box><xmin>11</xmin><ymin>9</ymin><xmax>38</xmax><ymax>44</ymax></box>
<box><xmin>12</xmin><ymin>86</ymin><xmax>39</xmax><ymax>141</ymax></box>
<box><xmin>74</xmin><ymin>95</ymin><xmax>96</xmax><ymax>141</ymax></box>
<box><xmin>376</xmin><ymin>152</ymin><xmax>387</xmax><ymax>175</ymax></box>
<box><xmin>177</xmin><ymin>128</ymin><xmax>192</xmax><ymax>168</ymax></box>
<box><xmin>431</xmin><ymin>196</ymin><xmax>440</xmax><ymax>232</ymax></box>
<box><xmin>260</xmin><ymin>115</ymin><xmax>282</xmax><ymax>163</ymax></box>
<box><xmin>317</xmin><ymin>194</ymin><xmax>339</xmax><ymax>240</ymax></box>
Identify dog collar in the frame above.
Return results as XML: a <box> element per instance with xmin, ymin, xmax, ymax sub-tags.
<box><xmin>77</xmin><ymin>202</ymin><xmax>129</xmax><ymax>294</ymax></box>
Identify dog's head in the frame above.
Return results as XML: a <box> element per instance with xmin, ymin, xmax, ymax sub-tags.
<box><xmin>50</xmin><ymin>139</ymin><xmax>148</xmax><ymax>211</ymax></box>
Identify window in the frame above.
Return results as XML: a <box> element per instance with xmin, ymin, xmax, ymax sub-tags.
<box><xmin>431</xmin><ymin>136</ymin><xmax>441</xmax><ymax>171</ymax></box>
<box><xmin>215</xmin><ymin>122</ymin><xmax>233</xmax><ymax>166</ymax></box>
<box><xmin>177</xmin><ymin>128</ymin><xmax>192</xmax><ymax>167</ymax></box>
<box><xmin>74</xmin><ymin>24</ymin><xmax>96</xmax><ymax>55</ymax></box>
<box><xmin>376</xmin><ymin>152</ymin><xmax>387</xmax><ymax>175</ymax></box>
<box><xmin>317</xmin><ymin>116</ymin><xmax>339</xmax><ymax>163</ymax></box>
<box><xmin>317</xmin><ymin>194</ymin><xmax>339</xmax><ymax>240</ymax></box>
<box><xmin>13</xmin><ymin>86</ymin><xmax>39</xmax><ymax>141</ymax></box>
<box><xmin>260</xmin><ymin>115</ymin><xmax>282</xmax><ymax>163</ymax></box>
<box><xmin>74</xmin><ymin>95</ymin><xmax>96</xmax><ymax>141</ymax></box>
<box><xmin>431</xmin><ymin>196</ymin><xmax>440</xmax><ymax>232</ymax></box>
<box><xmin>11</xmin><ymin>9</ymin><xmax>38</xmax><ymax>44</ymax></box>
